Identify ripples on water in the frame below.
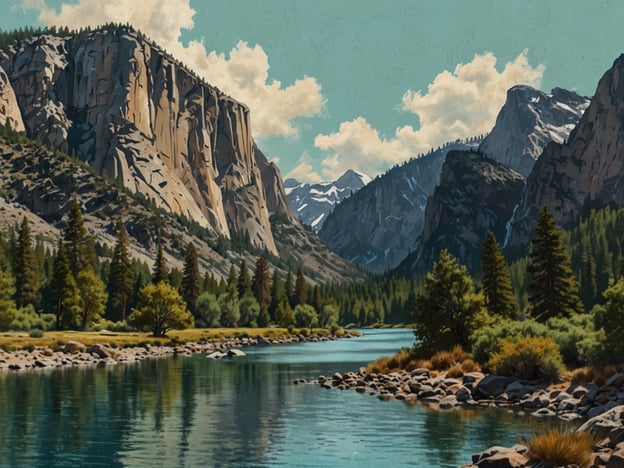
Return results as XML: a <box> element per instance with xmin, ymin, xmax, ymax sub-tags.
<box><xmin>0</xmin><ymin>329</ymin><xmax>568</xmax><ymax>467</ymax></box>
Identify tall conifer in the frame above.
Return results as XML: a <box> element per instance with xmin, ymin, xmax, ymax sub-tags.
<box><xmin>108</xmin><ymin>222</ymin><xmax>133</xmax><ymax>321</ymax></box>
<box><xmin>252</xmin><ymin>256</ymin><xmax>271</xmax><ymax>313</ymax></box>
<box><xmin>481</xmin><ymin>231</ymin><xmax>518</xmax><ymax>318</ymax></box>
<box><xmin>13</xmin><ymin>217</ymin><xmax>39</xmax><ymax>308</ymax></box>
<box><xmin>152</xmin><ymin>243</ymin><xmax>168</xmax><ymax>284</ymax></box>
<box><xmin>294</xmin><ymin>267</ymin><xmax>307</xmax><ymax>306</ymax></box>
<box><xmin>182</xmin><ymin>242</ymin><xmax>200</xmax><ymax>315</ymax></box>
<box><xmin>528</xmin><ymin>206</ymin><xmax>583</xmax><ymax>320</ymax></box>
<box><xmin>64</xmin><ymin>199</ymin><xmax>88</xmax><ymax>275</ymax></box>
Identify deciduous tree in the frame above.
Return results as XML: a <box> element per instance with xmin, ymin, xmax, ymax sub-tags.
<box><xmin>129</xmin><ymin>282</ymin><xmax>193</xmax><ymax>337</ymax></box>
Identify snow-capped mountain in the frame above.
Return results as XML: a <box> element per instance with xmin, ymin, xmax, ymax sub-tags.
<box><xmin>285</xmin><ymin>169</ymin><xmax>371</xmax><ymax>232</ymax></box>
<box><xmin>479</xmin><ymin>85</ymin><xmax>590</xmax><ymax>177</ymax></box>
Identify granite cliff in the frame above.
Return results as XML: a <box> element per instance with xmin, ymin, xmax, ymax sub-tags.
<box><xmin>479</xmin><ymin>85</ymin><xmax>589</xmax><ymax>178</ymax></box>
<box><xmin>318</xmin><ymin>140</ymin><xmax>482</xmax><ymax>272</ymax></box>
<box><xmin>396</xmin><ymin>151</ymin><xmax>524</xmax><ymax>275</ymax></box>
<box><xmin>508</xmin><ymin>54</ymin><xmax>624</xmax><ymax>248</ymax></box>
<box><xmin>0</xmin><ymin>27</ymin><xmax>293</xmax><ymax>254</ymax></box>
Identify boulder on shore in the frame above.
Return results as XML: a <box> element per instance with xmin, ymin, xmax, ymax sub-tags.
<box><xmin>64</xmin><ymin>341</ymin><xmax>86</xmax><ymax>354</ymax></box>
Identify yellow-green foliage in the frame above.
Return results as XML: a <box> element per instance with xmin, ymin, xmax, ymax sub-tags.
<box><xmin>366</xmin><ymin>345</ymin><xmax>481</xmax><ymax>375</ymax></box>
<box><xmin>526</xmin><ymin>429</ymin><xmax>595</xmax><ymax>468</ymax></box>
<box><xmin>488</xmin><ymin>336</ymin><xmax>564</xmax><ymax>380</ymax></box>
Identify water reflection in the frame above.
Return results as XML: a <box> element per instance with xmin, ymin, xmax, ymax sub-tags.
<box><xmin>0</xmin><ymin>330</ymin><xmax>570</xmax><ymax>467</ymax></box>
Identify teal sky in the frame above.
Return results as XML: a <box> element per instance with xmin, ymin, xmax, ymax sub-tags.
<box><xmin>2</xmin><ymin>0</ymin><xmax>624</xmax><ymax>181</ymax></box>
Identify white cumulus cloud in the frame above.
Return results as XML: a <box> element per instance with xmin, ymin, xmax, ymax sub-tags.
<box><xmin>285</xmin><ymin>152</ymin><xmax>323</xmax><ymax>183</ymax></box>
<box><xmin>26</xmin><ymin>0</ymin><xmax>325</xmax><ymax>138</ymax></box>
<box><xmin>315</xmin><ymin>50</ymin><xmax>545</xmax><ymax>180</ymax></box>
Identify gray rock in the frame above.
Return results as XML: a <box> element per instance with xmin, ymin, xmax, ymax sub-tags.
<box><xmin>531</xmin><ymin>408</ymin><xmax>556</xmax><ymax>417</ymax></box>
<box><xmin>64</xmin><ymin>341</ymin><xmax>87</xmax><ymax>354</ymax></box>
<box><xmin>579</xmin><ymin>404</ymin><xmax>624</xmax><ymax>442</ymax></box>
<box><xmin>226</xmin><ymin>349</ymin><xmax>246</xmax><ymax>358</ymax></box>
<box><xmin>206</xmin><ymin>351</ymin><xmax>226</xmax><ymax>359</ymax></box>
<box><xmin>474</xmin><ymin>375</ymin><xmax>511</xmax><ymax>399</ymax></box>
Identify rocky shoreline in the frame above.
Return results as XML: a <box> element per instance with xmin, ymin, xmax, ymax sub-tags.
<box><xmin>0</xmin><ymin>332</ymin><xmax>356</xmax><ymax>372</ymax></box>
<box><xmin>314</xmin><ymin>367</ymin><xmax>624</xmax><ymax>466</ymax></box>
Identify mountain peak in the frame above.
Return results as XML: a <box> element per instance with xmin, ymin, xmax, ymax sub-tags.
<box><xmin>479</xmin><ymin>84</ymin><xmax>590</xmax><ymax>177</ymax></box>
<box><xmin>334</xmin><ymin>169</ymin><xmax>371</xmax><ymax>190</ymax></box>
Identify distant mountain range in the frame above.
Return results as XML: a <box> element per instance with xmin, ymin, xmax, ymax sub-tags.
<box><xmin>318</xmin><ymin>139</ymin><xmax>482</xmax><ymax>271</ymax></box>
<box><xmin>284</xmin><ymin>169</ymin><xmax>371</xmax><ymax>232</ymax></box>
<box><xmin>319</xmin><ymin>83</ymin><xmax>590</xmax><ymax>273</ymax></box>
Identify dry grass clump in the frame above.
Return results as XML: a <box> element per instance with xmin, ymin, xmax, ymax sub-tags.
<box><xmin>525</xmin><ymin>428</ymin><xmax>595</xmax><ymax>468</ymax></box>
<box><xmin>366</xmin><ymin>345</ymin><xmax>480</xmax><ymax>375</ymax></box>
<box><xmin>446</xmin><ymin>364</ymin><xmax>464</xmax><ymax>378</ymax></box>
<box><xmin>430</xmin><ymin>345</ymin><xmax>470</xmax><ymax>370</ymax></box>
<box><xmin>567</xmin><ymin>365</ymin><xmax>624</xmax><ymax>386</ymax></box>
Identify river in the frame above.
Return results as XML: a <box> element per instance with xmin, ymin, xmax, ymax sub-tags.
<box><xmin>0</xmin><ymin>329</ymin><xmax>559</xmax><ymax>467</ymax></box>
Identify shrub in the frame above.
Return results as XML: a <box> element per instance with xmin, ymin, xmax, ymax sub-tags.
<box><xmin>28</xmin><ymin>329</ymin><xmax>44</xmax><ymax>338</ymax></box>
<box><xmin>446</xmin><ymin>364</ymin><xmax>464</xmax><ymax>378</ymax></box>
<box><xmin>488</xmin><ymin>337</ymin><xmax>564</xmax><ymax>380</ymax></box>
<box><xmin>460</xmin><ymin>359</ymin><xmax>480</xmax><ymax>373</ymax></box>
<box><xmin>525</xmin><ymin>429</ymin><xmax>595</xmax><ymax>468</ymax></box>
<box><xmin>471</xmin><ymin>315</ymin><xmax>602</xmax><ymax>367</ymax></box>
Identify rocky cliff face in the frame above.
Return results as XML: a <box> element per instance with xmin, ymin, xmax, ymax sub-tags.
<box><xmin>285</xmin><ymin>169</ymin><xmax>371</xmax><ymax>232</ymax></box>
<box><xmin>318</xmin><ymin>140</ymin><xmax>481</xmax><ymax>271</ymax></box>
<box><xmin>508</xmin><ymin>54</ymin><xmax>624</xmax><ymax>249</ymax></box>
<box><xmin>479</xmin><ymin>85</ymin><xmax>589</xmax><ymax>178</ymax></box>
<box><xmin>0</xmin><ymin>67</ymin><xmax>24</xmax><ymax>132</ymax></box>
<box><xmin>396</xmin><ymin>151</ymin><xmax>524</xmax><ymax>275</ymax></box>
<box><xmin>0</xmin><ymin>28</ymin><xmax>292</xmax><ymax>254</ymax></box>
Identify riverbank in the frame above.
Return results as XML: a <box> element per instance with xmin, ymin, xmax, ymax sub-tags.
<box><xmin>0</xmin><ymin>328</ymin><xmax>358</xmax><ymax>371</ymax></box>
<box><xmin>464</xmin><ymin>405</ymin><xmax>624</xmax><ymax>467</ymax></box>
<box><xmin>317</xmin><ymin>367</ymin><xmax>624</xmax><ymax>465</ymax></box>
<box><xmin>315</xmin><ymin>366</ymin><xmax>624</xmax><ymax>422</ymax></box>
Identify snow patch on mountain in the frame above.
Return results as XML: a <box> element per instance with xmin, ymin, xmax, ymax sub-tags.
<box><xmin>285</xmin><ymin>169</ymin><xmax>371</xmax><ymax>232</ymax></box>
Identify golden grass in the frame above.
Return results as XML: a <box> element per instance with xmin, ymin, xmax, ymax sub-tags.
<box><xmin>525</xmin><ymin>428</ymin><xmax>596</xmax><ymax>468</ymax></box>
<box><xmin>566</xmin><ymin>365</ymin><xmax>624</xmax><ymax>386</ymax></box>
<box><xmin>0</xmin><ymin>327</ymin><xmax>338</xmax><ymax>351</ymax></box>
<box><xmin>366</xmin><ymin>345</ymin><xmax>481</xmax><ymax>375</ymax></box>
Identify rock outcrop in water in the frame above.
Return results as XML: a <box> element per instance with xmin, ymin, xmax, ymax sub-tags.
<box><xmin>0</xmin><ymin>27</ymin><xmax>293</xmax><ymax>254</ymax></box>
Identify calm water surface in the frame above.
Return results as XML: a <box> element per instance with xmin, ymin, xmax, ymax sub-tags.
<box><xmin>0</xmin><ymin>329</ymin><xmax>563</xmax><ymax>467</ymax></box>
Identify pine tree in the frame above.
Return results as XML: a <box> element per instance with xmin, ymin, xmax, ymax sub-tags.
<box><xmin>285</xmin><ymin>267</ymin><xmax>294</xmax><ymax>306</ymax></box>
<box><xmin>237</xmin><ymin>260</ymin><xmax>252</xmax><ymax>299</ymax></box>
<box><xmin>294</xmin><ymin>267</ymin><xmax>307</xmax><ymax>306</ymax></box>
<box><xmin>528</xmin><ymin>206</ymin><xmax>584</xmax><ymax>321</ymax></box>
<box><xmin>51</xmin><ymin>240</ymin><xmax>72</xmax><ymax>329</ymax></box>
<box><xmin>152</xmin><ymin>243</ymin><xmax>168</xmax><ymax>284</ymax></box>
<box><xmin>481</xmin><ymin>231</ymin><xmax>518</xmax><ymax>318</ymax></box>
<box><xmin>108</xmin><ymin>222</ymin><xmax>133</xmax><ymax>321</ymax></box>
<box><xmin>13</xmin><ymin>217</ymin><xmax>39</xmax><ymax>308</ymax></box>
<box><xmin>252</xmin><ymin>256</ymin><xmax>271</xmax><ymax>314</ymax></box>
<box><xmin>269</xmin><ymin>269</ymin><xmax>284</xmax><ymax>321</ymax></box>
<box><xmin>181</xmin><ymin>242</ymin><xmax>200</xmax><ymax>315</ymax></box>
<box><xmin>413</xmin><ymin>249</ymin><xmax>485</xmax><ymax>354</ymax></box>
<box><xmin>64</xmin><ymin>199</ymin><xmax>89</xmax><ymax>275</ymax></box>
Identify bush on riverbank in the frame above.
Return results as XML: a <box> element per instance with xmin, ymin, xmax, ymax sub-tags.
<box><xmin>525</xmin><ymin>428</ymin><xmax>595</xmax><ymax>468</ymax></box>
<box><xmin>487</xmin><ymin>336</ymin><xmax>564</xmax><ymax>380</ymax></box>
